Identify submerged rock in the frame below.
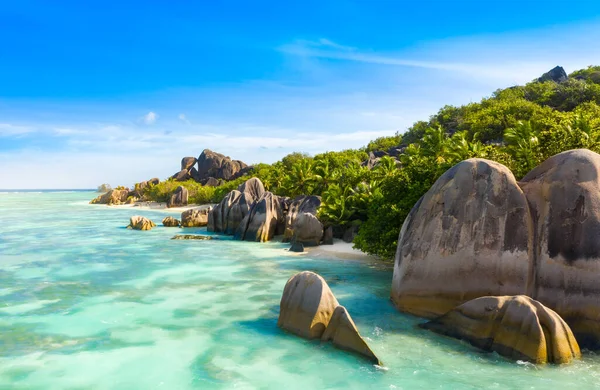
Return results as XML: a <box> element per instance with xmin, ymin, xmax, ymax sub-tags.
<box><xmin>421</xmin><ymin>295</ymin><xmax>580</xmax><ymax>364</ymax></box>
<box><xmin>277</xmin><ymin>271</ymin><xmax>380</xmax><ymax>363</ymax></box>
<box><xmin>162</xmin><ymin>216</ymin><xmax>180</xmax><ymax>227</ymax></box>
<box><xmin>127</xmin><ymin>216</ymin><xmax>156</xmax><ymax>231</ymax></box>
<box><xmin>90</xmin><ymin>189</ymin><xmax>130</xmax><ymax>205</ymax></box>
<box><xmin>171</xmin><ymin>234</ymin><xmax>213</xmax><ymax>240</ymax></box>
<box><xmin>181</xmin><ymin>207</ymin><xmax>211</xmax><ymax>227</ymax></box>
<box><xmin>289</xmin><ymin>242</ymin><xmax>304</xmax><ymax>253</ymax></box>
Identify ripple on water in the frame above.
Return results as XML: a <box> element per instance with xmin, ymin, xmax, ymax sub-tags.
<box><xmin>2</xmin><ymin>192</ymin><xmax>600</xmax><ymax>389</ymax></box>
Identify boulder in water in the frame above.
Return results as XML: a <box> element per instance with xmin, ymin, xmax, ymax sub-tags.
<box><xmin>162</xmin><ymin>216</ymin><xmax>180</xmax><ymax>227</ymax></box>
<box><xmin>421</xmin><ymin>295</ymin><xmax>580</xmax><ymax>364</ymax></box>
<box><xmin>277</xmin><ymin>271</ymin><xmax>380</xmax><ymax>363</ymax></box>
<box><xmin>127</xmin><ymin>216</ymin><xmax>156</xmax><ymax>231</ymax></box>
<box><xmin>181</xmin><ymin>207</ymin><xmax>211</xmax><ymax>227</ymax></box>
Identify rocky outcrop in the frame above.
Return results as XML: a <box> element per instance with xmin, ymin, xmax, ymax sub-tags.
<box><xmin>204</xmin><ymin>177</ymin><xmax>220</xmax><ymax>187</ymax></box>
<box><xmin>236</xmin><ymin>191</ymin><xmax>284</xmax><ymax>242</ymax></box>
<box><xmin>90</xmin><ymin>189</ymin><xmax>130</xmax><ymax>205</ymax></box>
<box><xmin>181</xmin><ymin>207</ymin><xmax>211</xmax><ymax>227</ymax></box>
<box><xmin>391</xmin><ymin>158</ymin><xmax>531</xmax><ymax>318</ymax></box>
<box><xmin>278</xmin><ymin>271</ymin><xmax>380</xmax><ymax>364</ymax></box>
<box><xmin>197</xmin><ymin>149</ymin><xmax>248</xmax><ymax>183</ymax></box>
<box><xmin>162</xmin><ymin>216</ymin><xmax>180</xmax><ymax>227</ymax></box>
<box><xmin>519</xmin><ymin>149</ymin><xmax>600</xmax><ymax>348</ymax></box>
<box><xmin>238</xmin><ymin>177</ymin><xmax>265</xmax><ymax>201</ymax></box>
<box><xmin>181</xmin><ymin>157</ymin><xmax>197</xmax><ymax>171</ymax></box>
<box><xmin>127</xmin><ymin>216</ymin><xmax>156</xmax><ymax>231</ymax></box>
<box><xmin>133</xmin><ymin>178</ymin><xmax>159</xmax><ymax>198</ymax></box>
<box><xmin>392</xmin><ymin>149</ymin><xmax>600</xmax><ymax>349</ymax></box>
<box><xmin>283</xmin><ymin>195</ymin><xmax>321</xmax><ymax>242</ymax></box>
<box><xmin>538</xmin><ymin>66</ymin><xmax>568</xmax><ymax>83</ymax></box>
<box><xmin>167</xmin><ymin>186</ymin><xmax>188</xmax><ymax>208</ymax></box>
<box><xmin>290</xmin><ymin>242</ymin><xmax>304</xmax><ymax>252</ymax></box>
<box><xmin>291</xmin><ymin>212</ymin><xmax>323</xmax><ymax>246</ymax></box>
<box><xmin>421</xmin><ymin>296</ymin><xmax>580</xmax><ymax>364</ymax></box>
<box><xmin>171</xmin><ymin>169</ymin><xmax>191</xmax><ymax>182</ymax></box>
<box><xmin>209</xmin><ymin>190</ymin><xmax>253</xmax><ymax>234</ymax></box>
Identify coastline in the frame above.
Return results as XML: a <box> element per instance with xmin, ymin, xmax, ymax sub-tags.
<box><xmin>304</xmin><ymin>239</ymin><xmax>382</xmax><ymax>262</ymax></box>
<box><xmin>106</xmin><ymin>201</ymin><xmax>214</xmax><ymax>214</ymax></box>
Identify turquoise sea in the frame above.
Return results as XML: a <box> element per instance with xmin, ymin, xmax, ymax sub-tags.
<box><xmin>1</xmin><ymin>191</ymin><xmax>600</xmax><ymax>389</ymax></box>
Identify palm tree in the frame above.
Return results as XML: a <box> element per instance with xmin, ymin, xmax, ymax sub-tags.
<box><xmin>504</xmin><ymin>120</ymin><xmax>541</xmax><ymax>174</ymax></box>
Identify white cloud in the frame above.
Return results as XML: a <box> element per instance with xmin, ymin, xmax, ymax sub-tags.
<box><xmin>141</xmin><ymin>111</ymin><xmax>158</xmax><ymax>125</ymax></box>
<box><xmin>0</xmin><ymin>123</ymin><xmax>34</xmax><ymax>136</ymax></box>
<box><xmin>178</xmin><ymin>113</ymin><xmax>191</xmax><ymax>124</ymax></box>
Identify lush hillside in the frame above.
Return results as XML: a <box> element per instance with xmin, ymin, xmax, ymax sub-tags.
<box><xmin>141</xmin><ymin>65</ymin><xmax>600</xmax><ymax>259</ymax></box>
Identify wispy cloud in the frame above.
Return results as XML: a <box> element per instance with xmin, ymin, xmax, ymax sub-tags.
<box><xmin>178</xmin><ymin>113</ymin><xmax>190</xmax><ymax>124</ymax></box>
<box><xmin>0</xmin><ymin>123</ymin><xmax>34</xmax><ymax>137</ymax></box>
<box><xmin>141</xmin><ymin>111</ymin><xmax>158</xmax><ymax>125</ymax></box>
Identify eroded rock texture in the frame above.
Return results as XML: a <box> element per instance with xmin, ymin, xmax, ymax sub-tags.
<box><xmin>421</xmin><ymin>295</ymin><xmax>580</xmax><ymax>364</ymax></box>
<box><xmin>391</xmin><ymin>159</ymin><xmax>531</xmax><ymax>318</ymax></box>
<box><xmin>278</xmin><ymin>271</ymin><xmax>380</xmax><ymax>364</ymax></box>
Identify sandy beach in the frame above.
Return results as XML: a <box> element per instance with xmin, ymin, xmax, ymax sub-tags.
<box><xmin>109</xmin><ymin>201</ymin><xmax>215</xmax><ymax>214</ymax></box>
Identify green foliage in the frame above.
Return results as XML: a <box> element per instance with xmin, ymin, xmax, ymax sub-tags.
<box><xmin>96</xmin><ymin>184</ymin><xmax>112</xmax><ymax>193</ymax></box>
<box><xmin>142</xmin><ymin>179</ymin><xmax>215</xmax><ymax>204</ymax></box>
<box><xmin>129</xmin><ymin>65</ymin><xmax>600</xmax><ymax>261</ymax></box>
<box><xmin>365</xmin><ymin>134</ymin><xmax>402</xmax><ymax>152</ymax></box>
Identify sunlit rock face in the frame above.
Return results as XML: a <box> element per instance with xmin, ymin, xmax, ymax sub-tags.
<box><xmin>421</xmin><ymin>295</ymin><xmax>581</xmax><ymax>364</ymax></box>
<box><xmin>392</xmin><ymin>149</ymin><xmax>600</xmax><ymax>349</ymax></box>
<box><xmin>391</xmin><ymin>158</ymin><xmax>531</xmax><ymax>318</ymax></box>
<box><xmin>520</xmin><ymin>149</ymin><xmax>600</xmax><ymax>348</ymax></box>
<box><xmin>127</xmin><ymin>216</ymin><xmax>156</xmax><ymax>231</ymax></box>
<box><xmin>278</xmin><ymin>271</ymin><xmax>380</xmax><ymax>364</ymax></box>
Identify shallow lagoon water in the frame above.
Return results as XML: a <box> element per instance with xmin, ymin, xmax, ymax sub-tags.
<box><xmin>1</xmin><ymin>191</ymin><xmax>600</xmax><ymax>389</ymax></box>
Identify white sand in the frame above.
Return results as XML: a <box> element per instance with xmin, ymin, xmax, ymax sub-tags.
<box><xmin>305</xmin><ymin>239</ymin><xmax>378</xmax><ymax>261</ymax></box>
<box><xmin>109</xmin><ymin>202</ymin><xmax>216</xmax><ymax>214</ymax></box>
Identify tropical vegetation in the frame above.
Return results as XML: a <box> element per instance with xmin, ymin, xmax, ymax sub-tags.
<box><xmin>135</xmin><ymin>66</ymin><xmax>600</xmax><ymax>260</ymax></box>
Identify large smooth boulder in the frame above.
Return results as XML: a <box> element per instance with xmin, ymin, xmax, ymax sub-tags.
<box><xmin>162</xmin><ymin>216</ymin><xmax>180</xmax><ymax>227</ymax></box>
<box><xmin>292</xmin><ymin>212</ymin><xmax>323</xmax><ymax>246</ymax></box>
<box><xmin>278</xmin><ymin>271</ymin><xmax>380</xmax><ymax>363</ymax></box>
<box><xmin>181</xmin><ymin>207</ymin><xmax>211</xmax><ymax>227</ymax></box>
<box><xmin>421</xmin><ymin>296</ymin><xmax>580</xmax><ymax>364</ymax></box>
<box><xmin>167</xmin><ymin>186</ymin><xmax>188</xmax><ymax>208</ymax></box>
<box><xmin>278</xmin><ymin>271</ymin><xmax>339</xmax><ymax>339</ymax></box>
<box><xmin>520</xmin><ymin>149</ymin><xmax>600</xmax><ymax>347</ymax></box>
<box><xmin>283</xmin><ymin>195</ymin><xmax>321</xmax><ymax>242</ymax></box>
<box><xmin>181</xmin><ymin>156</ymin><xmax>197</xmax><ymax>171</ymax></box>
<box><xmin>127</xmin><ymin>216</ymin><xmax>156</xmax><ymax>231</ymax></box>
<box><xmin>90</xmin><ymin>189</ymin><xmax>130</xmax><ymax>205</ymax></box>
<box><xmin>236</xmin><ymin>192</ymin><xmax>283</xmax><ymax>242</ymax></box>
<box><xmin>391</xmin><ymin>158</ymin><xmax>531</xmax><ymax>318</ymax></box>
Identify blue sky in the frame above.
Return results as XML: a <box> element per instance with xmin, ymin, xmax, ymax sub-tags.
<box><xmin>1</xmin><ymin>1</ymin><xmax>600</xmax><ymax>188</ymax></box>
